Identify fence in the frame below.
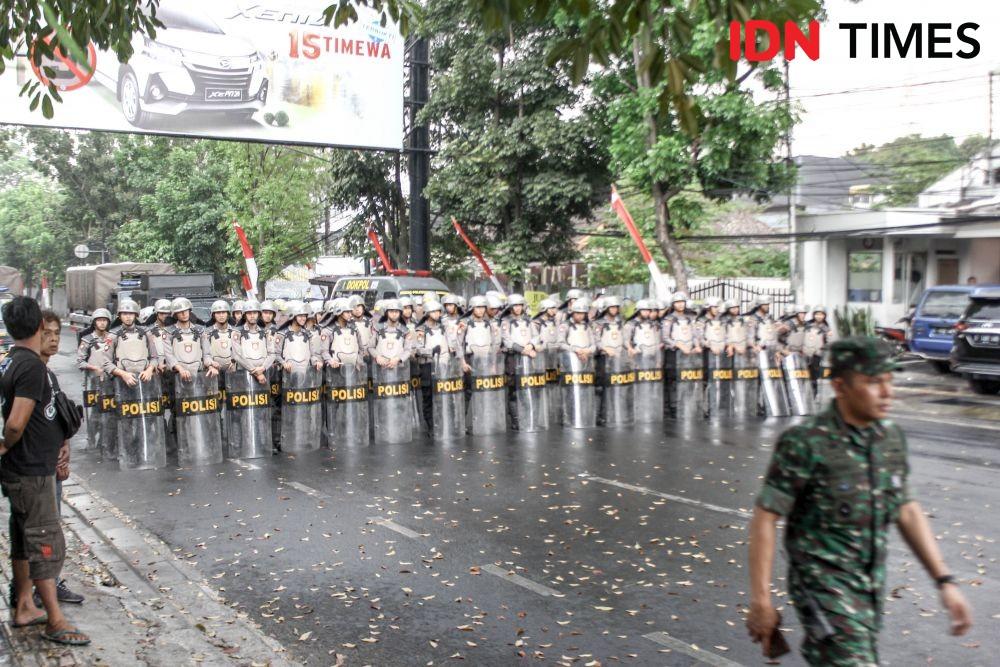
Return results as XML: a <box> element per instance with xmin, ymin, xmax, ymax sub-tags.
<box><xmin>689</xmin><ymin>279</ymin><xmax>793</xmax><ymax>314</ymax></box>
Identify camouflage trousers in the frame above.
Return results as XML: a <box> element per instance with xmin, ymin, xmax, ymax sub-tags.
<box><xmin>797</xmin><ymin>607</ymin><xmax>879</xmax><ymax>666</ymax></box>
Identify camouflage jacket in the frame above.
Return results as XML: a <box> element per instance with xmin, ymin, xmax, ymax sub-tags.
<box><xmin>757</xmin><ymin>402</ymin><xmax>910</xmax><ymax>629</ymax></box>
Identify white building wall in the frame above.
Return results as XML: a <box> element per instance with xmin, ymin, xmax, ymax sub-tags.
<box><xmin>967</xmin><ymin>238</ymin><xmax>1000</xmax><ymax>283</ymax></box>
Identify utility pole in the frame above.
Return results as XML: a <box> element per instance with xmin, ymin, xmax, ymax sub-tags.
<box><xmin>407</xmin><ymin>37</ymin><xmax>431</xmax><ymax>271</ymax></box>
<box><xmin>784</xmin><ymin>59</ymin><xmax>799</xmax><ymax>300</ymax></box>
<box><xmin>989</xmin><ymin>70</ymin><xmax>998</xmax><ymax>185</ymax></box>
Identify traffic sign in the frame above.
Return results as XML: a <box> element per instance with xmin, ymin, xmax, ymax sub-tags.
<box><xmin>30</xmin><ymin>37</ymin><xmax>97</xmax><ymax>92</ymax></box>
<box><xmin>74</xmin><ymin>244</ymin><xmax>90</xmax><ymax>259</ymax></box>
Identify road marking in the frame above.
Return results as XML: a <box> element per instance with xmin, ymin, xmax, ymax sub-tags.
<box><xmin>368</xmin><ymin>516</ymin><xmax>423</xmax><ymax>539</ymax></box>
<box><xmin>232</xmin><ymin>460</ymin><xmax>262</xmax><ymax>471</ymax></box>
<box><xmin>480</xmin><ymin>564</ymin><xmax>564</xmax><ymax>597</ymax></box>
<box><xmin>285</xmin><ymin>481</ymin><xmax>331</xmax><ymax>500</ymax></box>
<box><xmin>580</xmin><ymin>474</ymin><xmax>752</xmax><ymax>519</ymax></box>
<box><xmin>643</xmin><ymin>632</ymin><xmax>745</xmax><ymax>667</ymax></box>
<box><xmin>893</xmin><ymin>411</ymin><xmax>1000</xmax><ymax>432</ymax></box>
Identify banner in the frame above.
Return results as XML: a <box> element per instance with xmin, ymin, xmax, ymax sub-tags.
<box><xmin>0</xmin><ymin>0</ymin><xmax>404</xmax><ymax>150</ymax></box>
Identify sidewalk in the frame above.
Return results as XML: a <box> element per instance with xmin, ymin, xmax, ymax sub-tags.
<box><xmin>2</xmin><ymin>475</ymin><xmax>300</xmax><ymax>667</ymax></box>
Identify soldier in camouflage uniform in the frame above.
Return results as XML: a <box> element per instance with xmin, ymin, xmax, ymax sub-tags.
<box><xmin>747</xmin><ymin>337</ymin><xmax>972</xmax><ymax>666</ymax></box>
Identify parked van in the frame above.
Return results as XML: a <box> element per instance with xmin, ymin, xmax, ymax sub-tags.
<box><xmin>908</xmin><ymin>285</ymin><xmax>999</xmax><ymax>372</ymax></box>
<box><xmin>313</xmin><ymin>275</ymin><xmax>451</xmax><ymax>309</ymax></box>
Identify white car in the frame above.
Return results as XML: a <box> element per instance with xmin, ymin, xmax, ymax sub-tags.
<box><xmin>93</xmin><ymin>2</ymin><xmax>268</xmax><ymax>127</ymax></box>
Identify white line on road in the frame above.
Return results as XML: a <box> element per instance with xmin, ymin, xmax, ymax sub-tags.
<box><xmin>643</xmin><ymin>632</ymin><xmax>745</xmax><ymax>667</ymax></box>
<box><xmin>480</xmin><ymin>564</ymin><xmax>564</xmax><ymax>597</ymax></box>
<box><xmin>285</xmin><ymin>481</ymin><xmax>331</xmax><ymax>500</ymax></box>
<box><xmin>580</xmin><ymin>474</ymin><xmax>752</xmax><ymax>520</ymax></box>
<box><xmin>367</xmin><ymin>516</ymin><xmax>423</xmax><ymax>539</ymax></box>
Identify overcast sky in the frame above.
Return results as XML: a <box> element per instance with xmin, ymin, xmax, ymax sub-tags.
<box><xmin>787</xmin><ymin>0</ymin><xmax>1000</xmax><ymax>157</ymax></box>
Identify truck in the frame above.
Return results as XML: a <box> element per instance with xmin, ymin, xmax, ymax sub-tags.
<box><xmin>310</xmin><ymin>275</ymin><xmax>451</xmax><ymax>309</ymax></box>
<box><xmin>123</xmin><ymin>273</ymin><xmax>218</xmax><ymax>322</ymax></box>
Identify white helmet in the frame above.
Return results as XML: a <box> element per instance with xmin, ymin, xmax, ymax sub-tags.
<box><xmin>634</xmin><ymin>298</ymin><xmax>655</xmax><ymax>311</ymax></box>
<box><xmin>570</xmin><ymin>299</ymin><xmax>591</xmax><ymax>314</ymax></box>
<box><xmin>310</xmin><ymin>301</ymin><xmax>324</xmax><ymax>317</ymax></box>
<box><xmin>117</xmin><ymin>299</ymin><xmax>141</xmax><ymax>315</ymax></box>
<box><xmin>399</xmin><ymin>297</ymin><xmax>414</xmax><ymax>309</ymax></box>
<box><xmin>468</xmin><ymin>295</ymin><xmax>488</xmax><ymax>309</ymax></box>
<box><xmin>210</xmin><ymin>300</ymin><xmax>231</xmax><ymax>314</ymax></box>
<box><xmin>565</xmin><ymin>288</ymin><xmax>584</xmax><ymax>301</ymax></box>
<box><xmin>171</xmin><ymin>297</ymin><xmax>192</xmax><ymax>314</ymax></box>
<box><xmin>794</xmin><ymin>303</ymin><xmax>808</xmax><ymax>314</ymax></box>
<box><xmin>538</xmin><ymin>298</ymin><xmax>558</xmax><ymax>310</ymax></box>
<box><xmin>92</xmin><ymin>308</ymin><xmax>113</xmax><ymax>322</ymax></box>
<box><xmin>232</xmin><ymin>300</ymin><xmax>246</xmax><ymax>313</ymax></box>
<box><xmin>139</xmin><ymin>306</ymin><xmax>155</xmax><ymax>322</ymax></box>
<box><xmin>259</xmin><ymin>300</ymin><xmax>276</xmax><ymax>313</ymax></box>
<box><xmin>332</xmin><ymin>298</ymin><xmax>352</xmax><ymax>317</ymax></box>
<box><xmin>154</xmin><ymin>298</ymin><xmax>172</xmax><ymax>314</ymax></box>
<box><xmin>671</xmin><ymin>291</ymin><xmax>688</xmax><ymax>304</ymax></box>
<box><xmin>347</xmin><ymin>295</ymin><xmax>365</xmax><ymax>310</ymax></box>
<box><xmin>243</xmin><ymin>299</ymin><xmax>261</xmax><ymax>313</ymax></box>
<box><xmin>704</xmin><ymin>296</ymin><xmax>723</xmax><ymax>309</ymax></box>
<box><xmin>507</xmin><ymin>293</ymin><xmax>527</xmax><ymax>307</ymax></box>
<box><xmin>486</xmin><ymin>295</ymin><xmax>504</xmax><ymax>310</ymax></box>
<box><xmin>602</xmin><ymin>295</ymin><xmax>622</xmax><ymax>309</ymax></box>
<box><xmin>287</xmin><ymin>300</ymin><xmax>310</xmax><ymax>318</ymax></box>
<box><xmin>442</xmin><ymin>293</ymin><xmax>460</xmax><ymax>306</ymax></box>
<box><xmin>423</xmin><ymin>299</ymin><xmax>443</xmax><ymax>313</ymax></box>
<box><xmin>382</xmin><ymin>299</ymin><xmax>402</xmax><ymax>313</ymax></box>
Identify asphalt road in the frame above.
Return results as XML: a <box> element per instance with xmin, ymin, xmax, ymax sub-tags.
<box><xmin>52</xmin><ymin>333</ymin><xmax>1000</xmax><ymax>666</ymax></box>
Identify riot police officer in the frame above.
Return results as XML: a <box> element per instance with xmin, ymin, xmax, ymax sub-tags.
<box><xmin>592</xmin><ymin>296</ymin><xmax>630</xmax><ymax>425</ymax></box>
<box><xmin>662</xmin><ymin>292</ymin><xmax>702</xmax><ymax>419</ymax></box>
<box><xmin>747</xmin><ymin>296</ymin><xmax>789</xmax><ymax>416</ymax></box>
<box><xmin>371</xmin><ymin>299</ymin><xmax>415</xmax><ymax>444</ymax></box>
<box><xmin>464</xmin><ymin>295</ymin><xmax>505</xmax><ymax>435</ymax></box>
<box><xmin>556</xmin><ymin>289</ymin><xmax>585</xmax><ymax>326</ymax></box>
<box><xmin>77</xmin><ymin>308</ymin><xmax>113</xmax><ymax>454</ymax></box>
<box><xmin>533</xmin><ymin>298</ymin><xmax>561</xmax><ymax>426</ymax></box>
<box><xmin>557</xmin><ymin>299</ymin><xmax>597</xmax><ymax>428</ymax></box>
<box><xmin>274</xmin><ymin>301</ymin><xmax>324</xmax><ymax>451</ymax></box>
<box><xmin>501</xmin><ymin>294</ymin><xmax>543</xmax><ymax>431</ymax></box>
<box><xmin>415</xmin><ymin>299</ymin><xmax>462</xmax><ymax>434</ymax></box>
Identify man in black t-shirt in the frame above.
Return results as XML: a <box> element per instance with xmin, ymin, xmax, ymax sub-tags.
<box><xmin>0</xmin><ymin>297</ymin><xmax>89</xmax><ymax>646</ymax></box>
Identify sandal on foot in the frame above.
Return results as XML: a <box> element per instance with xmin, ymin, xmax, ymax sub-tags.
<box><xmin>41</xmin><ymin>628</ymin><xmax>91</xmax><ymax>646</ymax></box>
<box><xmin>12</xmin><ymin>613</ymin><xmax>48</xmax><ymax>628</ymax></box>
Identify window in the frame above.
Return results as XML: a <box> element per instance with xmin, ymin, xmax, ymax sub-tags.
<box><xmin>962</xmin><ymin>299</ymin><xmax>1000</xmax><ymax>321</ymax></box>
<box><xmin>847</xmin><ymin>251</ymin><xmax>882</xmax><ymax>302</ymax></box>
<box><xmin>917</xmin><ymin>291</ymin><xmax>969</xmax><ymax>319</ymax></box>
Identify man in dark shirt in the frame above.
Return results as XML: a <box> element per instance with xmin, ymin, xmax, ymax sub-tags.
<box><xmin>0</xmin><ymin>297</ymin><xmax>89</xmax><ymax>646</ymax></box>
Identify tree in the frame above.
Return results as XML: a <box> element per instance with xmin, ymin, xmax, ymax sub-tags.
<box><xmin>472</xmin><ymin>0</ymin><xmax>818</xmax><ymax>291</ymax></box>
<box><xmin>419</xmin><ymin>0</ymin><xmax>609</xmax><ymax>279</ymax></box>
<box><xmin>0</xmin><ymin>175</ymin><xmax>69</xmax><ymax>287</ymax></box>
<box><xmin>849</xmin><ymin>133</ymin><xmax>993</xmax><ymax>207</ymax></box>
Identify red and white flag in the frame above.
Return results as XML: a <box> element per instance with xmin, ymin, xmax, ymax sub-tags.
<box><xmin>233</xmin><ymin>221</ymin><xmax>259</xmax><ymax>298</ymax></box>
<box><xmin>610</xmin><ymin>185</ymin><xmax>670</xmax><ymax>299</ymax></box>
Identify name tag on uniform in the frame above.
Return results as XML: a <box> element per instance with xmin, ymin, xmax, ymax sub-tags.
<box><xmin>891</xmin><ymin>474</ymin><xmax>902</xmax><ymax>489</ymax></box>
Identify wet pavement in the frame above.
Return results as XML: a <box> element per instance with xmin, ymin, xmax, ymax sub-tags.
<box><xmin>50</xmin><ymin>333</ymin><xmax>1000</xmax><ymax>666</ymax></box>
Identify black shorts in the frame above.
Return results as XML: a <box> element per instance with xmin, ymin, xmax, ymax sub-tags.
<box><xmin>1</xmin><ymin>472</ymin><xmax>65</xmax><ymax>580</ymax></box>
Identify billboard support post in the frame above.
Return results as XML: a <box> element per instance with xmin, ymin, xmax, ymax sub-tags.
<box><xmin>407</xmin><ymin>36</ymin><xmax>430</xmax><ymax>271</ymax></box>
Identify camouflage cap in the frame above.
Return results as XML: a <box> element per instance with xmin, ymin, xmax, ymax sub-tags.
<box><xmin>829</xmin><ymin>336</ymin><xmax>901</xmax><ymax>377</ymax></box>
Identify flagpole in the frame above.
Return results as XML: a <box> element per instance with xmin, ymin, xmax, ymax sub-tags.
<box><xmin>232</xmin><ymin>221</ymin><xmax>259</xmax><ymax>299</ymax></box>
<box><xmin>451</xmin><ymin>218</ymin><xmax>505</xmax><ymax>294</ymax></box>
<box><xmin>610</xmin><ymin>186</ymin><xmax>671</xmax><ymax>299</ymax></box>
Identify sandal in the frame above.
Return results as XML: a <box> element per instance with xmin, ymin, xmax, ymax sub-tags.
<box><xmin>11</xmin><ymin>613</ymin><xmax>48</xmax><ymax>628</ymax></box>
<box><xmin>41</xmin><ymin>627</ymin><xmax>91</xmax><ymax>646</ymax></box>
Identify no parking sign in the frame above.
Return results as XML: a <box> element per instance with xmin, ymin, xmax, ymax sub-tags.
<box><xmin>29</xmin><ymin>36</ymin><xmax>96</xmax><ymax>92</ymax></box>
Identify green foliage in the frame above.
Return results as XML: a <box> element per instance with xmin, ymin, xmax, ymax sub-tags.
<box><xmin>419</xmin><ymin>0</ymin><xmax>609</xmax><ymax>278</ymax></box>
<box><xmin>834</xmin><ymin>305</ymin><xmax>875</xmax><ymax>337</ymax></box>
<box><xmin>0</xmin><ymin>170</ymin><xmax>69</xmax><ymax>286</ymax></box>
<box><xmin>848</xmin><ymin>133</ymin><xmax>993</xmax><ymax>207</ymax></box>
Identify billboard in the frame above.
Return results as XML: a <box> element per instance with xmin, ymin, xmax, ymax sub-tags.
<box><xmin>0</xmin><ymin>0</ymin><xmax>404</xmax><ymax>151</ymax></box>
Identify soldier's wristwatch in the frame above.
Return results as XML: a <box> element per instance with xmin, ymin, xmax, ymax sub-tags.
<box><xmin>935</xmin><ymin>574</ymin><xmax>957</xmax><ymax>589</ymax></box>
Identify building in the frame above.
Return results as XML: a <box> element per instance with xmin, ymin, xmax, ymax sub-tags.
<box><xmin>797</xmin><ymin>145</ymin><xmax>1000</xmax><ymax>326</ymax></box>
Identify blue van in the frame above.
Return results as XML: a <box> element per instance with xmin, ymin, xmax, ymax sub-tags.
<box><xmin>909</xmin><ymin>285</ymin><xmax>1000</xmax><ymax>371</ymax></box>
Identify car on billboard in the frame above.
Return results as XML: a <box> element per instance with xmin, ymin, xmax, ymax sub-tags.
<box><xmin>92</xmin><ymin>1</ymin><xmax>269</xmax><ymax>128</ymax></box>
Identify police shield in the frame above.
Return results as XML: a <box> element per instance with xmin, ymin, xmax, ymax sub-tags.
<box><xmin>632</xmin><ymin>350</ymin><xmax>663</xmax><ymax>424</ymax></box>
<box><xmin>280</xmin><ymin>367</ymin><xmax>323</xmax><ymax>452</ymax></box>
<box><xmin>174</xmin><ymin>371</ymin><xmax>223</xmax><ymax>466</ymax></box>
<box><xmin>705</xmin><ymin>352</ymin><xmax>734</xmax><ymax>419</ymax></box>
<box><xmin>561</xmin><ymin>351</ymin><xmax>596</xmax><ymax>429</ymax></box>
<box><xmin>757</xmin><ymin>350</ymin><xmax>790</xmax><ymax>417</ymax></box>
<box><xmin>98</xmin><ymin>376</ymin><xmax>118</xmax><ymax>462</ymax></box>
<box><xmin>544</xmin><ymin>349</ymin><xmax>562</xmax><ymax>426</ymax></box>
<box><xmin>373</xmin><ymin>362</ymin><xmax>413</xmax><ymax>444</ymax></box>
<box><xmin>325</xmin><ymin>363</ymin><xmax>370</xmax><ymax>446</ymax></box>
<box><xmin>813</xmin><ymin>352</ymin><xmax>834</xmax><ymax>407</ymax></box>
<box><xmin>468</xmin><ymin>351</ymin><xmax>506</xmax><ymax>435</ymax></box>
<box><xmin>115</xmin><ymin>375</ymin><xmax>167</xmax><ymax>471</ymax></box>
<box><xmin>83</xmin><ymin>371</ymin><xmax>104</xmax><ymax>451</ymax></box>
<box><xmin>601</xmin><ymin>353</ymin><xmax>634</xmax><ymax>426</ymax></box>
<box><xmin>673</xmin><ymin>351</ymin><xmax>705</xmax><ymax>422</ymax></box>
<box><xmin>512</xmin><ymin>354</ymin><xmax>549</xmax><ymax>432</ymax></box>
<box><xmin>732</xmin><ymin>352</ymin><xmax>759</xmax><ymax>420</ymax></box>
<box><xmin>431</xmin><ymin>355</ymin><xmax>465</xmax><ymax>440</ymax></box>
<box><xmin>226</xmin><ymin>369</ymin><xmax>272</xmax><ymax>459</ymax></box>
<box><xmin>783</xmin><ymin>353</ymin><xmax>815</xmax><ymax>416</ymax></box>
<box><xmin>410</xmin><ymin>360</ymin><xmax>426</xmax><ymax>433</ymax></box>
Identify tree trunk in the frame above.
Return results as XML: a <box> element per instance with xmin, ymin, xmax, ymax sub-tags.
<box><xmin>633</xmin><ymin>29</ymin><xmax>689</xmax><ymax>294</ymax></box>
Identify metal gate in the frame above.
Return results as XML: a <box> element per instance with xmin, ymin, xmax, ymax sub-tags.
<box><xmin>689</xmin><ymin>280</ymin><xmax>793</xmax><ymax>314</ymax></box>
